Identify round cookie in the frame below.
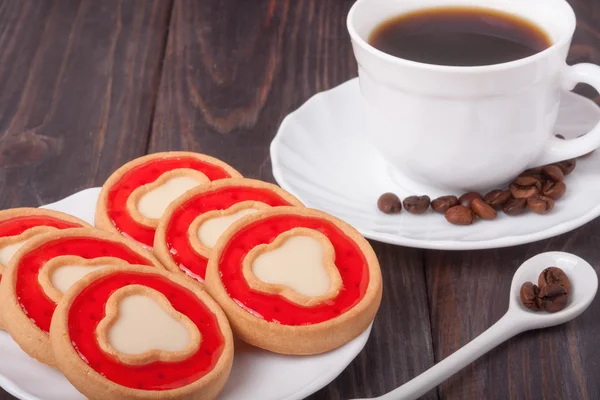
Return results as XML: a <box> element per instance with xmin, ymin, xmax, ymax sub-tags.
<box><xmin>50</xmin><ymin>265</ymin><xmax>234</xmax><ymax>400</ymax></box>
<box><xmin>0</xmin><ymin>208</ymin><xmax>90</xmax><ymax>330</ymax></box>
<box><xmin>205</xmin><ymin>207</ymin><xmax>382</xmax><ymax>355</ymax></box>
<box><xmin>0</xmin><ymin>228</ymin><xmax>163</xmax><ymax>367</ymax></box>
<box><xmin>95</xmin><ymin>152</ymin><xmax>242</xmax><ymax>248</ymax></box>
<box><xmin>154</xmin><ymin>178</ymin><xmax>303</xmax><ymax>282</ymax></box>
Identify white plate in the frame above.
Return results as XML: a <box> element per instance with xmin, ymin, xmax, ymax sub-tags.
<box><xmin>271</xmin><ymin>78</ymin><xmax>600</xmax><ymax>250</ymax></box>
<box><xmin>0</xmin><ymin>187</ymin><xmax>371</xmax><ymax>400</ymax></box>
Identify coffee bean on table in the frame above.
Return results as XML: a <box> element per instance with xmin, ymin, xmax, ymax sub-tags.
<box><xmin>527</xmin><ymin>195</ymin><xmax>555</xmax><ymax>215</ymax></box>
<box><xmin>403</xmin><ymin>195</ymin><xmax>430</xmax><ymax>214</ymax></box>
<box><xmin>510</xmin><ymin>176</ymin><xmax>541</xmax><ymax>198</ymax></box>
<box><xmin>503</xmin><ymin>197</ymin><xmax>527</xmax><ymax>216</ymax></box>
<box><xmin>539</xmin><ymin>284</ymin><xmax>568</xmax><ymax>313</ymax></box>
<box><xmin>484</xmin><ymin>189</ymin><xmax>511</xmax><ymax>210</ymax></box>
<box><xmin>445</xmin><ymin>205</ymin><xmax>476</xmax><ymax>225</ymax></box>
<box><xmin>542</xmin><ymin>165</ymin><xmax>564</xmax><ymax>182</ymax></box>
<box><xmin>520</xmin><ymin>282</ymin><xmax>541</xmax><ymax>310</ymax></box>
<box><xmin>538</xmin><ymin>266</ymin><xmax>571</xmax><ymax>294</ymax></box>
<box><xmin>377</xmin><ymin>193</ymin><xmax>402</xmax><ymax>214</ymax></box>
<box><xmin>431</xmin><ymin>195</ymin><xmax>458</xmax><ymax>214</ymax></box>
<box><xmin>541</xmin><ymin>180</ymin><xmax>566</xmax><ymax>200</ymax></box>
<box><xmin>555</xmin><ymin>159</ymin><xmax>576</xmax><ymax>175</ymax></box>
<box><xmin>471</xmin><ymin>198</ymin><xmax>497</xmax><ymax>220</ymax></box>
<box><xmin>458</xmin><ymin>192</ymin><xmax>483</xmax><ymax>208</ymax></box>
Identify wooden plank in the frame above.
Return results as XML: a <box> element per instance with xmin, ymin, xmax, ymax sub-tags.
<box><xmin>0</xmin><ymin>0</ymin><xmax>173</xmax><ymax>210</ymax></box>
<box><xmin>150</xmin><ymin>1</ymin><xmax>437</xmax><ymax>398</ymax></box>
<box><xmin>426</xmin><ymin>0</ymin><xmax>600</xmax><ymax>398</ymax></box>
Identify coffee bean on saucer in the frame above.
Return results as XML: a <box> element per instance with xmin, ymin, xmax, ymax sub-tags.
<box><xmin>541</xmin><ymin>180</ymin><xmax>566</xmax><ymax>200</ymax></box>
<box><xmin>431</xmin><ymin>195</ymin><xmax>458</xmax><ymax>214</ymax></box>
<box><xmin>539</xmin><ymin>284</ymin><xmax>568</xmax><ymax>313</ymax></box>
<box><xmin>377</xmin><ymin>193</ymin><xmax>402</xmax><ymax>214</ymax></box>
<box><xmin>520</xmin><ymin>282</ymin><xmax>541</xmax><ymax>310</ymax></box>
<box><xmin>555</xmin><ymin>159</ymin><xmax>576</xmax><ymax>175</ymax></box>
<box><xmin>510</xmin><ymin>176</ymin><xmax>541</xmax><ymax>199</ymax></box>
<box><xmin>458</xmin><ymin>192</ymin><xmax>483</xmax><ymax>208</ymax></box>
<box><xmin>542</xmin><ymin>165</ymin><xmax>564</xmax><ymax>182</ymax></box>
<box><xmin>471</xmin><ymin>198</ymin><xmax>497</xmax><ymax>220</ymax></box>
<box><xmin>445</xmin><ymin>205</ymin><xmax>476</xmax><ymax>225</ymax></box>
<box><xmin>484</xmin><ymin>189</ymin><xmax>511</xmax><ymax>210</ymax></box>
<box><xmin>527</xmin><ymin>195</ymin><xmax>555</xmax><ymax>215</ymax></box>
<box><xmin>538</xmin><ymin>266</ymin><xmax>571</xmax><ymax>294</ymax></box>
<box><xmin>503</xmin><ymin>197</ymin><xmax>527</xmax><ymax>216</ymax></box>
<box><xmin>403</xmin><ymin>195</ymin><xmax>430</xmax><ymax>214</ymax></box>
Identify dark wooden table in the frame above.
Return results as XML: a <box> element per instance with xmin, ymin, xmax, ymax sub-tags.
<box><xmin>1</xmin><ymin>1</ymin><xmax>599</xmax><ymax>399</ymax></box>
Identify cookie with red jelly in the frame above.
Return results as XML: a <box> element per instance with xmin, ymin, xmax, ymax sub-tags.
<box><xmin>0</xmin><ymin>208</ymin><xmax>90</xmax><ymax>330</ymax></box>
<box><xmin>0</xmin><ymin>228</ymin><xmax>163</xmax><ymax>367</ymax></box>
<box><xmin>50</xmin><ymin>265</ymin><xmax>233</xmax><ymax>400</ymax></box>
<box><xmin>154</xmin><ymin>178</ymin><xmax>303</xmax><ymax>282</ymax></box>
<box><xmin>95</xmin><ymin>152</ymin><xmax>242</xmax><ymax>248</ymax></box>
<box><xmin>205</xmin><ymin>207</ymin><xmax>382</xmax><ymax>355</ymax></box>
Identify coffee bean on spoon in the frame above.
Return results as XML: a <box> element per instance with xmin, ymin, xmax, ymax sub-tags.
<box><xmin>471</xmin><ymin>198</ymin><xmax>497</xmax><ymax>220</ymax></box>
<box><xmin>555</xmin><ymin>159</ymin><xmax>576</xmax><ymax>175</ymax></box>
<box><xmin>510</xmin><ymin>176</ymin><xmax>541</xmax><ymax>198</ymax></box>
<box><xmin>483</xmin><ymin>189</ymin><xmax>511</xmax><ymax>210</ymax></box>
<box><xmin>445</xmin><ymin>205</ymin><xmax>476</xmax><ymax>225</ymax></box>
<box><xmin>377</xmin><ymin>193</ymin><xmax>402</xmax><ymax>214</ymax></box>
<box><xmin>403</xmin><ymin>195</ymin><xmax>430</xmax><ymax>214</ymax></box>
<box><xmin>431</xmin><ymin>195</ymin><xmax>458</xmax><ymax>214</ymax></box>
<box><xmin>458</xmin><ymin>192</ymin><xmax>483</xmax><ymax>208</ymax></box>
<box><xmin>538</xmin><ymin>266</ymin><xmax>571</xmax><ymax>294</ymax></box>
<box><xmin>527</xmin><ymin>195</ymin><xmax>555</xmax><ymax>215</ymax></box>
<box><xmin>541</xmin><ymin>181</ymin><xmax>566</xmax><ymax>200</ymax></box>
<box><xmin>539</xmin><ymin>284</ymin><xmax>568</xmax><ymax>313</ymax></box>
<box><xmin>542</xmin><ymin>165</ymin><xmax>564</xmax><ymax>182</ymax></box>
<box><xmin>520</xmin><ymin>282</ymin><xmax>541</xmax><ymax>310</ymax></box>
<box><xmin>503</xmin><ymin>197</ymin><xmax>527</xmax><ymax>216</ymax></box>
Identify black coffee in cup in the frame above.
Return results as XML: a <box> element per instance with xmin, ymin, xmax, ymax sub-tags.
<box><xmin>368</xmin><ymin>6</ymin><xmax>552</xmax><ymax>66</ymax></box>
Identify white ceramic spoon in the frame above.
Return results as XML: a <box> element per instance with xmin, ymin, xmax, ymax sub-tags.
<box><xmin>353</xmin><ymin>251</ymin><xmax>598</xmax><ymax>400</ymax></box>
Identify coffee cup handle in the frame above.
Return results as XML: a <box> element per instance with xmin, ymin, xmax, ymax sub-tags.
<box><xmin>534</xmin><ymin>63</ymin><xmax>600</xmax><ymax>166</ymax></box>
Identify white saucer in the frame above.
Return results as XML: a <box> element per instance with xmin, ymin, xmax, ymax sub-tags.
<box><xmin>0</xmin><ymin>188</ymin><xmax>371</xmax><ymax>400</ymax></box>
<box><xmin>271</xmin><ymin>78</ymin><xmax>600</xmax><ymax>250</ymax></box>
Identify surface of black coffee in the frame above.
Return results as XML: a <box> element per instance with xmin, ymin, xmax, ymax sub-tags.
<box><xmin>368</xmin><ymin>7</ymin><xmax>551</xmax><ymax>66</ymax></box>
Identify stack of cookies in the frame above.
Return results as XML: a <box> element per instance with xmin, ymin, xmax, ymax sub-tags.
<box><xmin>0</xmin><ymin>152</ymin><xmax>383</xmax><ymax>400</ymax></box>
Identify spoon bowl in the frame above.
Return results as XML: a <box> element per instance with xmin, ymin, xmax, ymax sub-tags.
<box><xmin>509</xmin><ymin>251</ymin><xmax>598</xmax><ymax>330</ymax></box>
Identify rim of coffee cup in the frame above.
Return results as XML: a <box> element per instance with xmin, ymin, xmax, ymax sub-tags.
<box><xmin>346</xmin><ymin>0</ymin><xmax>576</xmax><ymax>73</ymax></box>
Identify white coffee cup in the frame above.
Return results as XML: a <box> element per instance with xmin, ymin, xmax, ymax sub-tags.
<box><xmin>347</xmin><ymin>0</ymin><xmax>600</xmax><ymax>191</ymax></box>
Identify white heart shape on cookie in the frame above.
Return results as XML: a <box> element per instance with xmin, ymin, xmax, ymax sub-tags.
<box><xmin>243</xmin><ymin>228</ymin><xmax>343</xmax><ymax>307</ymax></box>
<box><xmin>96</xmin><ymin>285</ymin><xmax>201</xmax><ymax>365</ymax></box>
<box><xmin>128</xmin><ymin>168</ymin><xmax>210</xmax><ymax>224</ymax></box>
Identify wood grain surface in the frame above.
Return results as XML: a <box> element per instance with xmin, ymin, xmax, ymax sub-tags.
<box><xmin>1</xmin><ymin>0</ymin><xmax>600</xmax><ymax>399</ymax></box>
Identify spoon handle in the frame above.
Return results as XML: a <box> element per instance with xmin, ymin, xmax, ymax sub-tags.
<box><xmin>354</xmin><ymin>313</ymin><xmax>523</xmax><ymax>400</ymax></box>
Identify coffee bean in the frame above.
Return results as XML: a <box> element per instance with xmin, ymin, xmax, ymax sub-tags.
<box><xmin>403</xmin><ymin>195</ymin><xmax>430</xmax><ymax>214</ymax></box>
<box><xmin>522</xmin><ymin>166</ymin><xmax>544</xmax><ymax>175</ymax></box>
<box><xmin>538</xmin><ymin>267</ymin><xmax>571</xmax><ymax>294</ymax></box>
<box><xmin>377</xmin><ymin>193</ymin><xmax>402</xmax><ymax>214</ymax></box>
<box><xmin>539</xmin><ymin>283</ymin><xmax>568</xmax><ymax>313</ymax></box>
<box><xmin>484</xmin><ymin>189</ymin><xmax>511</xmax><ymax>210</ymax></box>
<box><xmin>520</xmin><ymin>282</ymin><xmax>541</xmax><ymax>310</ymax></box>
<box><xmin>510</xmin><ymin>176</ymin><xmax>541</xmax><ymax>198</ymax></box>
<box><xmin>445</xmin><ymin>205</ymin><xmax>476</xmax><ymax>225</ymax></box>
<box><xmin>555</xmin><ymin>159</ymin><xmax>576</xmax><ymax>175</ymax></box>
<box><xmin>471</xmin><ymin>198</ymin><xmax>497</xmax><ymax>220</ymax></box>
<box><xmin>431</xmin><ymin>195</ymin><xmax>458</xmax><ymax>214</ymax></box>
<box><xmin>458</xmin><ymin>192</ymin><xmax>483</xmax><ymax>208</ymax></box>
<box><xmin>527</xmin><ymin>195</ymin><xmax>555</xmax><ymax>215</ymax></box>
<box><xmin>555</xmin><ymin>134</ymin><xmax>565</xmax><ymax>140</ymax></box>
<box><xmin>542</xmin><ymin>165</ymin><xmax>564</xmax><ymax>182</ymax></box>
<box><xmin>503</xmin><ymin>197</ymin><xmax>527</xmax><ymax>216</ymax></box>
<box><xmin>541</xmin><ymin>180</ymin><xmax>566</xmax><ymax>200</ymax></box>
